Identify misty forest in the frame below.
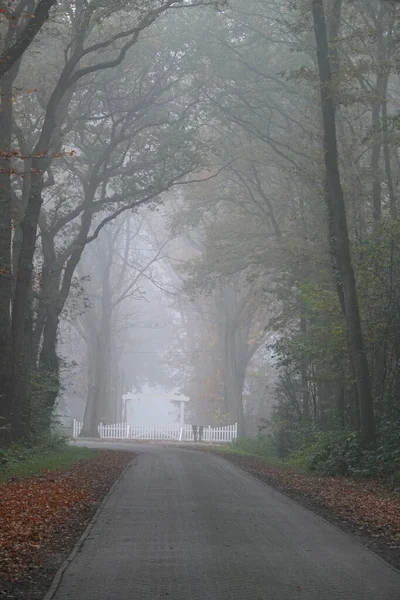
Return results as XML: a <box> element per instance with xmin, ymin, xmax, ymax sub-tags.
<box><xmin>1</xmin><ymin>0</ymin><xmax>400</xmax><ymax>482</ymax></box>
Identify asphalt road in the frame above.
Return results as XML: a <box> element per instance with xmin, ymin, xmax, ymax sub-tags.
<box><xmin>51</xmin><ymin>442</ymin><xmax>400</xmax><ymax>600</ymax></box>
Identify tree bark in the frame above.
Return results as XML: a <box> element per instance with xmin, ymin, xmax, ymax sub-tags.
<box><xmin>80</xmin><ymin>240</ymin><xmax>114</xmax><ymax>435</ymax></box>
<box><xmin>370</xmin><ymin>96</ymin><xmax>383</xmax><ymax>225</ymax></box>
<box><xmin>222</xmin><ymin>319</ymin><xmax>246</xmax><ymax>437</ymax></box>
<box><xmin>80</xmin><ymin>340</ymin><xmax>100</xmax><ymax>438</ymax></box>
<box><xmin>312</xmin><ymin>0</ymin><xmax>375</xmax><ymax>443</ymax></box>
<box><xmin>335</xmin><ymin>381</ymin><xmax>345</xmax><ymax>429</ymax></box>
<box><xmin>34</xmin><ymin>194</ymin><xmax>95</xmax><ymax>431</ymax></box>
<box><xmin>0</xmin><ymin>45</ymin><xmax>25</xmax><ymax>442</ymax></box>
<box><xmin>300</xmin><ymin>317</ymin><xmax>310</xmax><ymax>420</ymax></box>
<box><xmin>0</xmin><ymin>69</ymin><xmax>14</xmax><ymax>443</ymax></box>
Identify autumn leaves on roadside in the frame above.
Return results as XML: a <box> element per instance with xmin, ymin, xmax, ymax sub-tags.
<box><xmin>0</xmin><ymin>451</ymin><xmax>132</xmax><ymax>581</ymax></box>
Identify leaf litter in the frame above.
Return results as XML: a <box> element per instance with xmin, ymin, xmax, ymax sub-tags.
<box><xmin>0</xmin><ymin>450</ymin><xmax>133</xmax><ymax>599</ymax></box>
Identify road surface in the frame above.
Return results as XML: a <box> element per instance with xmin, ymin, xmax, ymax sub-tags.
<box><xmin>51</xmin><ymin>442</ymin><xmax>400</xmax><ymax>599</ymax></box>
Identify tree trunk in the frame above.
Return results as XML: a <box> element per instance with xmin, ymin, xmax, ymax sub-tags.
<box><xmin>222</xmin><ymin>324</ymin><xmax>246</xmax><ymax>437</ymax></box>
<box><xmin>312</xmin><ymin>0</ymin><xmax>375</xmax><ymax>443</ymax></box>
<box><xmin>382</xmin><ymin>98</ymin><xmax>396</xmax><ymax>219</ymax></box>
<box><xmin>0</xmin><ymin>69</ymin><xmax>14</xmax><ymax>443</ymax></box>
<box><xmin>34</xmin><ymin>201</ymin><xmax>95</xmax><ymax>432</ymax></box>
<box><xmin>9</xmin><ymin>291</ymin><xmax>34</xmax><ymax>441</ymax></box>
<box><xmin>80</xmin><ymin>243</ymin><xmax>114</xmax><ymax>435</ymax></box>
<box><xmin>370</xmin><ymin>94</ymin><xmax>383</xmax><ymax>225</ymax></box>
<box><xmin>9</xmin><ymin>171</ymin><xmax>45</xmax><ymax>440</ymax></box>
<box><xmin>300</xmin><ymin>317</ymin><xmax>310</xmax><ymax>420</ymax></box>
<box><xmin>81</xmin><ymin>319</ymin><xmax>113</xmax><ymax>436</ymax></box>
<box><xmin>382</xmin><ymin>7</ymin><xmax>396</xmax><ymax>219</ymax></box>
<box><xmin>336</xmin><ymin>381</ymin><xmax>345</xmax><ymax>429</ymax></box>
<box><xmin>80</xmin><ymin>341</ymin><xmax>100</xmax><ymax>438</ymax></box>
<box><xmin>34</xmin><ymin>226</ymin><xmax>67</xmax><ymax>432</ymax></box>
<box><xmin>37</xmin><ymin>306</ymin><xmax>60</xmax><ymax>430</ymax></box>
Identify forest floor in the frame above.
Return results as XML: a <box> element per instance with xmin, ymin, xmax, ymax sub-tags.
<box><xmin>199</xmin><ymin>447</ymin><xmax>400</xmax><ymax>571</ymax></box>
<box><xmin>0</xmin><ymin>449</ymin><xmax>134</xmax><ymax>600</ymax></box>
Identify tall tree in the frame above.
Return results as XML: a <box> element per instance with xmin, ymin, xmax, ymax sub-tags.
<box><xmin>311</xmin><ymin>0</ymin><xmax>375</xmax><ymax>443</ymax></box>
<box><xmin>0</xmin><ymin>0</ymin><xmax>223</xmax><ymax>443</ymax></box>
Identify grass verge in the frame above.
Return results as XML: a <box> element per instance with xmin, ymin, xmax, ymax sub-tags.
<box><xmin>0</xmin><ymin>445</ymin><xmax>99</xmax><ymax>482</ymax></box>
<box><xmin>213</xmin><ymin>437</ymin><xmax>286</xmax><ymax>467</ymax></box>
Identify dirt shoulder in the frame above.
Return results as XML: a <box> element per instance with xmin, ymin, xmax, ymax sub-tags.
<box><xmin>0</xmin><ymin>450</ymin><xmax>134</xmax><ymax>600</ymax></box>
<box><xmin>200</xmin><ymin>448</ymin><xmax>400</xmax><ymax>571</ymax></box>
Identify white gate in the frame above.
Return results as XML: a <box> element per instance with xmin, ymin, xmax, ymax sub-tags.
<box><xmin>72</xmin><ymin>420</ymin><xmax>237</xmax><ymax>443</ymax></box>
<box><xmin>127</xmin><ymin>424</ymin><xmax>181</xmax><ymax>441</ymax></box>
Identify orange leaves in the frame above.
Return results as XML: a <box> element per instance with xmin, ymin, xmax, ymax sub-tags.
<box><xmin>0</xmin><ymin>148</ymin><xmax>76</xmax><ymax>161</ymax></box>
<box><xmin>0</xmin><ymin>476</ymin><xmax>92</xmax><ymax>581</ymax></box>
<box><xmin>0</xmin><ymin>6</ymin><xmax>40</xmax><ymax>23</ymax></box>
<box><xmin>0</xmin><ymin>86</ymin><xmax>38</xmax><ymax>100</ymax></box>
<box><xmin>0</xmin><ymin>7</ymin><xmax>16</xmax><ymax>22</ymax></box>
<box><xmin>0</xmin><ymin>148</ymin><xmax>76</xmax><ymax>179</ymax></box>
<box><xmin>0</xmin><ymin>451</ymin><xmax>132</xmax><ymax>582</ymax></box>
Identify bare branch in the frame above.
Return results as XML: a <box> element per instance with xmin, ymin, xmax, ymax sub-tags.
<box><xmin>0</xmin><ymin>0</ymin><xmax>57</xmax><ymax>80</ymax></box>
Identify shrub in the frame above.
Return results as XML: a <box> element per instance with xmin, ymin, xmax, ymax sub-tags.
<box><xmin>307</xmin><ymin>431</ymin><xmax>360</xmax><ymax>476</ymax></box>
<box><xmin>282</xmin><ymin>429</ymin><xmax>346</xmax><ymax>473</ymax></box>
<box><xmin>299</xmin><ymin>423</ymin><xmax>400</xmax><ymax>485</ymax></box>
<box><xmin>0</xmin><ymin>433</ymin><xmax>68</xmax><ymax>470</ymax></box>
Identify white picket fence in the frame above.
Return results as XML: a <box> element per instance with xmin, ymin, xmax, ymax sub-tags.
<box><xmin>182</xmin><ymin>424</ymin><xmax>237</xmax><ymax>443</ymax></box>
<box><xmin>72</xmin><ymin>420</ymin><xmax>237</xmax><ymax>443</ymax></box>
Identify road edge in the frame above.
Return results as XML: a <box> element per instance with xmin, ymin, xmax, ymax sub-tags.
<box><xmin>42</xmin><ymin>456</ymin><xmax>136</xmax><ymax>600</ymax></box>
<box><xmin>210</xmin><ymin>451</ymin><xmax>400</xmax><ymax>576</ymax></box>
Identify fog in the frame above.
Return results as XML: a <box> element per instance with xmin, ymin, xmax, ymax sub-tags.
<box><xmin>1</xmin><ymin>0</ymin><xmax>399</xmax><ymax>451</ymax></box>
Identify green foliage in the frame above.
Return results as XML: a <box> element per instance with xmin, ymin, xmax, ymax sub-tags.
<box><xmin>208</xmin><ymin>436</ymin><xmax>291</xmax><ymax>466</ymax></box>
<box><xmin>230</xmin><ymin>435</ymin><xmax>278</xmax><ymax>460</ymax></box>
<box><xmin>271</xmin><ymin>220</ymin><xmax>400</xmax><ymax>479</ymax></box>
<box><xmin>273</xmin><ymin>418</ymin><xmax>313</xmax><ymax>459</ymax></box>
<box><xmin>0</xmin><ymin>438</ymin><xmax>98</xmax><ymax>482</ymax></box>
<box><xmin>284</xmin><ymin>429</ymin><xmax>352</xmax><ymax>474</ymax></box>
<box><xmin>29</xmin><ymin>365</ymin><xmax>61</xmax><ymax>440</ymax></box>
<box><xmin>273</xmin><ymin>282</ymin><xmax>348</xmax><ymax>381</ymax></box>
<box><xmin>282</xmin><ymin>424</ymin><xmax>400</xmax><ymax>489</ymax></box>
